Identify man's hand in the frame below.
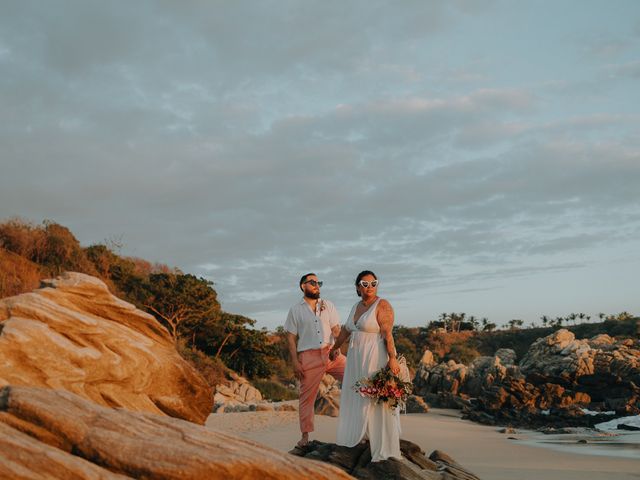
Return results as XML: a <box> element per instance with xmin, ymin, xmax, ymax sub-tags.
<box><xmin>293</xmin><ymin>359</ymin><xmax>304</xmax><ymax>380</ymax></box>
<box><xmin>328</xmin><ymin>348</ymin><xmax>339</xmax><ymax>361</ymax></box>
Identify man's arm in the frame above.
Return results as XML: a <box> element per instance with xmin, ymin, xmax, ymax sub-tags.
<box><xmin>329</xmin><ymin>326</ymin><xmax>350</xmax><ymax>359</ymax></box>
<box><xmin>287</xmin><ymin>332</ymin><xmax>304</xmax><ymax>380</ymax></box>
<box><xmin>327</xmin><ymin>301</ymin><xmax>341</xmax><ymax>341</ymax></box>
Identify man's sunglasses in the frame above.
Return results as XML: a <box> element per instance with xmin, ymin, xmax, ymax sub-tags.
<box><xmin>304</xmin><ymin>280</ymin><xmax>323</xmax><ymax>287</ymax></box>
<box><xmin>358</xmin><ymin>280</ymin><xmax>378</xmax><ymax>288</ymax></box>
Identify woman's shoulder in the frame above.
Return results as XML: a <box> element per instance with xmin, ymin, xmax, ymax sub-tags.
<box><xmin>376</xmin><ymin>298</ymin><xmax>393</xmax><ymax>309</ymax></box>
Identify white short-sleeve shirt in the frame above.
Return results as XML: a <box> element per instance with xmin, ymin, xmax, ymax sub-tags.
<box><xmin>284</xmin><ymin>298</ymin><xmax>340</xmax><ymax>352</ymax></box>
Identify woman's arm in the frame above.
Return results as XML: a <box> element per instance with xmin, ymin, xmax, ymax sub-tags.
<box><xmin>376</xmin><ymin>299</ymin><xmax>400</xmax><ymax>374</ymax></box>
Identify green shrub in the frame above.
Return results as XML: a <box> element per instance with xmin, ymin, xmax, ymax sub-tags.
<box><xmin>443</xmin><ymin>343</ymin><xmax>482</xmax><ymax>364</ymax></box>
<box><xmin>177</xmin><ymin>340</ymin><xmax>228</xmax><ymax>387</ymax></box>
<box><xmin>252</xmin><ymin>378</ymin><xmax>298</xmax><ymax>401</ymax></box>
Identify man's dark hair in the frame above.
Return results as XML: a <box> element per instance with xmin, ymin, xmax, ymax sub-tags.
<box><xmin>299</xmin><ymin>272</ymin><xmax>316</xmax><ymax>288</ymax></box>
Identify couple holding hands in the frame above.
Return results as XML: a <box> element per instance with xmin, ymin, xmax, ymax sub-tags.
<box><xmin>284</xmin><ymin>270</ymin><xmax>402</xmax><ymax>462</ymax></box>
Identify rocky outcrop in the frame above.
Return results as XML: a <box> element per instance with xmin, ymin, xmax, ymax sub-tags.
<box><xmin>0</xmin><ymin>385</ymin><xmax>352</xmax><ymax>480</ymax></box>
<box><xmin>214</xmin><ymin>372</ymin><xmax>264</xmax><ymax>413</ymax></box>
<box><xmin>0</xmin><ymin>272</ymin><xmax>212</xmax><ymax>424</ymax></box>
<box><xmin>291</xmin><ymin>439</ymin><xmax>480</xmax><ymax>480</ymax></box>
<box><xmin>413</xmin><ymin>358</ymin><xmax>472</xmax><ymax>409</ymax></box>
<box><xmin>213</xmin><ymin>373</ymin><xmax>339</xmax><ymax>416</ymax></box>
<box><xmin>414</xmin><ymin>329</ymin><xmax>640</xmax><ymax>428</ymax></box>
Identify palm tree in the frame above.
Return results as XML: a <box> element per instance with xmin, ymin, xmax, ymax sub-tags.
<box><xmin>439</xmin><ymin>312</ymin><xmax>448</xmax><ymax>332</ymax></box>
<box><xmin>468</xmin><ymin>315</ymin><xmax>479</xmax><ymax>331</ymax></box>
<box><xmin>541</xmin><ymin>315</ymin><xmax>549</xmax><ymax>327</ymax></box>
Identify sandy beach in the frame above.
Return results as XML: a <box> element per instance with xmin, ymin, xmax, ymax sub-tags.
<box><xmin>206</xmin><ymin>408</ymin><xmax>640</xmax><ymax>480</ymax></box>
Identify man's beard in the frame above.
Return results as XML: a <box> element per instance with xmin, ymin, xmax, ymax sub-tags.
<box><xmin>304</xmin><ymin>291</ymin><xmax>320</xmax><ymax>300</ymax></box>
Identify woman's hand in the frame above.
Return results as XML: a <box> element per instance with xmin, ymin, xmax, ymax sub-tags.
<box><xmin>388</xmin><ymin>356</ymin><xmax>400</xmax><ymax>375</ymax></box>
<box><xmin>328</xmin><ymin>347</ymin><xmax>339</xmax><ymax>361</ymax></box>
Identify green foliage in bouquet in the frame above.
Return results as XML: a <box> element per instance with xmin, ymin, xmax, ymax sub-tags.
<box><xmin>353</xmin><ymin>360</ymin><xmax>413</xmax><ymax>410</ymax></box>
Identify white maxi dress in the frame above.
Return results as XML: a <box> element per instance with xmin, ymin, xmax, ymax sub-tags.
<box><xmin>336</xmin><ymin>298</ymin><xmax>402</xmax><ymax>461</ymax></box>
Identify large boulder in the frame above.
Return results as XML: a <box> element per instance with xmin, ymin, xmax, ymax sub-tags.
<box><xmin>520</xmin><ymin>329</ymin><xmax>596</xmax><ymax>379</ymax></box>
<box><xmin>0</xmin><ymin>385</ymin><xmax>352</xmax><ymax>480</ymax></box>
<box><xmin>0</xmin><ymin>272</ymin><xmax>212</xmax><ymax>424</ymax></box>
<box><xmin>414</xmin><ymin>356</ymin><xmax>468</xmax><ymax>399</ymax></box>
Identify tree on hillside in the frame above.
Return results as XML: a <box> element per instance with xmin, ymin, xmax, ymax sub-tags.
<box><xmin>468</xmin><ymin>315</ymin><xmax>480</xmax><ymax>331</ymax></box>
<box><xmin>481</xmin><ymin>317</ymin><xmax>496</xmax><ymax>332</ymax></box>
<box><xmin>205</xmin><ymin>312</ymin><xmax>276</xmax><ymax>378</ymax></box>
<box><xmin>540</xmin><ymin>315</ymin><xmax>550</xmax><ymax>328</ymax></box>
<box><xmin>507</xmin><ymin>319</ymin><xmax>524</xmax><ymax>330</ymax></box>
<box><xmin>143</xmin><ymin>273</ymin><xmax>220</xmax><ymax>343</ymax></box>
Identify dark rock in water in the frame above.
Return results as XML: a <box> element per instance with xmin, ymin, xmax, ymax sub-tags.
<box><xmin>290</xmin><ymin>439</ymin><xmax>481</xmax><ymax>480</ymax></box>
<box><xmin>617</xmin><ymin>423</ymin><xmax>640</xmax><ymax>431</ymax></box>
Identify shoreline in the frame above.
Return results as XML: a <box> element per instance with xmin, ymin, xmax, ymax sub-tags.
<box><xmin>206</xmin><ymin>408</ymin><xmax>640</xmax><ymax>480</ymax></box>
<box><xmin>517</xmin><ymin>428</ymin><xmax>640</xmax><ymax>460</ymax></box>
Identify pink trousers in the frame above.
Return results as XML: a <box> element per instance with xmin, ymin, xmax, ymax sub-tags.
<box><xmin>297</xmin><ymin>347</ymin><xmax>346</xmax><ymax>434</ymax></box>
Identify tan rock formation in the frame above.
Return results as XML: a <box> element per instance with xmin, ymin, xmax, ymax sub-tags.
<box><xmin>214</xmin><ymin>372</ymin><xmax>264</xmax><ymax>412</ymax></box>
<box><xmin>0</xmin><ymin>385</ymin><xmax>353</xmax><ymax>480</ymax></box>
<box><xmin>0</xmin><ymin>272</ymin><xmax>212</xmax><ymax>424</ymax></box>
<box><xmin>315</xmin><ymin>374</ymin><xmax>341</xmax><ymax>417</ymax></box>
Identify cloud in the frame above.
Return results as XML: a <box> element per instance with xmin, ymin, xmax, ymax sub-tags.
<box><xmin>1</xmin><ymin>1</ymin><xmax>639</xmax><ymax>328</ymax></box>
<box><xmin>606</xmin><ymin>60</ymin><xmax>640</xmax><ymax>79</ymax></box>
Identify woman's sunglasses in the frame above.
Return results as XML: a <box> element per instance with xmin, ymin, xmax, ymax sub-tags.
<box><xmin>358</xmin><ymin>280</ymin><xmax>378</xmax><ymax>288</ymax></box>
<box><xmin>303</xmin><ymin>280</ymin><xmax>323</xmax><ymax>287</ymax></box>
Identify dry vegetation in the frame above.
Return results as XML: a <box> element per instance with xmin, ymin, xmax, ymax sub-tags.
<box><xmin>0</xmin><ymin>247</ymin><xmax>42</xmax><ymax>297</ymax></box>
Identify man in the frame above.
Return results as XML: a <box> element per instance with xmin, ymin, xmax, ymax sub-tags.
<box><xmin>285</xmin><ymin>272</ymin><xmax>346</xmax><ymax>447</ymax></box>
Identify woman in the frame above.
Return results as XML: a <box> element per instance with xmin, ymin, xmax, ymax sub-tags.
<box><xmin>329</xmin><ymin>270</ymin><xmax>402</xmax><ymax>462</ymax></box>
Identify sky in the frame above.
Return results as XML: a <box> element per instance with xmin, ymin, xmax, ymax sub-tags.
<box><xmin>1</xmin><ymin>1</ymin><xmax>639</xmax><ymax>331</ymax></box>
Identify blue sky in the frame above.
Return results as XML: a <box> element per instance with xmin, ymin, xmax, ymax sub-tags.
<box><xmin>1</xmin><ymin>1</ymin><xmax>639</xmax><ymax>330</ymax></box>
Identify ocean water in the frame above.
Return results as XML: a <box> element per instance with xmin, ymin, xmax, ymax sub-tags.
<box><xmin>595</xmin><ymin>414</ymin><xmax>640</xmax><ymax>431</ymax></box>
<box><xmin>522</xmin><ymin>415</ymin><xmax>640</xmax><ymax>460</ymax></box>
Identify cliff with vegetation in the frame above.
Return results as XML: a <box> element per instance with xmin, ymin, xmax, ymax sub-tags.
<box><xmin>0</xmin><ymin>218</ymin><xmax>291</xmax><ymax>397</ymax></box>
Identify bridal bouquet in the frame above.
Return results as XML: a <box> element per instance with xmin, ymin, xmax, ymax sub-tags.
<box><xmin>353</xmin><ymin>356</ymin><xmax>413</xmax><ymax>410</ymax></box>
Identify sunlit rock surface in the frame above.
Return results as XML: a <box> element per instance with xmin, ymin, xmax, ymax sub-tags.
<box><xmin>0</xmin><ymin>386</ymin><xmax>353</xmax><ymax>480</ymax></box>
<box><xmin>0</xmin><ymin>272</ymin><xmax>212</xmax><ymax>424</ymax></box>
